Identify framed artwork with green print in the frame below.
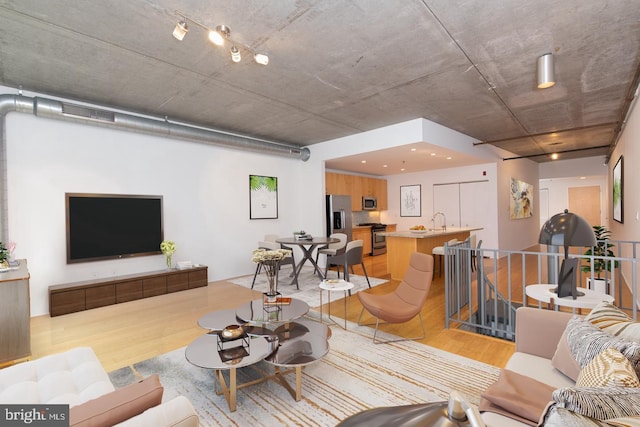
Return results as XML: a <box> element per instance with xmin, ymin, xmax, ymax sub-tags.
<box><xmin>250</xmin><ymin>175</ymin><xmax>278</xmax><ymax>219</ymax></box>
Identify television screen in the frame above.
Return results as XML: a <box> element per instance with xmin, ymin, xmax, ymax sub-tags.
<box><xmin>66</xmin><ymin>193</ymin><xmax>164</xmax><ymax>263</ymax></box>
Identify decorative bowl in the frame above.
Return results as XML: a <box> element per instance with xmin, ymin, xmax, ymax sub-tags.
<box><xmin>221</xmin><ymin>324</ymin><xmax>244</xmax><ymax>339</ymax></box>
<box><xmin>410</xmin><ymin>229</ymin><xmax>428</xmax><ymax>234</ymax></box>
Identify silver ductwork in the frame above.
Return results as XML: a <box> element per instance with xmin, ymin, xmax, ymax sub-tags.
<box><xmin>0</xmin><ymin>93</ymin><xmax>311</xmax><ymax>240</ymax></box>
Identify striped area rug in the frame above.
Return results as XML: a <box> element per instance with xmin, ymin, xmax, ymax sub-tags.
<box><xmin>109</xmin><ymin>314</ymin><xmax>500</xmax><ymax>426</ymax></box>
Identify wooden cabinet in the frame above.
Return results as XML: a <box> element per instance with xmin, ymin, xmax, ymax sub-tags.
<box><xmin>0</xmin><ymin>259</ymin><xmax>30</xmax><ymax>363</ymax></box>
<box><xmin>326</xmin><ymin>172</ymin><xmax>388</xmax><ymax>211</ymax></box>
<box><xmin>49</xmin><ymin>265</ymin><xmax>208</xmax><ymax>316</ymax></box>
<box><xmin>353</xmin><ymin>227</ymin><xmax>372</xmax><ymax>256</ymax></box>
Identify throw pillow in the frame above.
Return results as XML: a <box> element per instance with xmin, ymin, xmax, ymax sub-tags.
<box><xmin>70</xmin><ymin>374</ymin><xmax>163</xmax><ymax>427</ymax></box>
<box><xmin>576</xmin><ymin>348</ymin><xmax>640</xmax><ymax>388</ymax></box>
<box><xmin>542</xmin><ymin>406</ymin><xmax>613</xmax><ymax>426</ymax></box>
<box><xmin>551</xmin><ymin>325</ymin><xmax>582</xmax><ymax>381</ymax></box>
<box><xmin>551</xmin><ymin>386</ymin><xmax>640</xmax><ymax>420</ymax></box>
<box><xmin>565</xmin><ymin>316</ymin><xmax>640</xmax><ymax>376</ymax></box>
<box><xmin>586</xmin><ymin>301</ymin><xmax>640</xmax><ymax>342</ymax></box>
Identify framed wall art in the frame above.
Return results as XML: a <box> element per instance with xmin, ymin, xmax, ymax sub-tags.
<box><xmin>613</xmin><ymin>155</ymin><xmax>623</xmax><ymax>223</ymax></box>
<box><xmin>509</xmin><ymin>177</ymin><xmax>533</xmax><ymax>220</ymax></box>
<box><xmin>249</xmin><ymin>175</ymin><xmax>278</xmax><ymax>219</ymax></box>
<box><xmin>400</xmin><ymin>184</ymin><xmax>421</xmax><ymax>217</ymax></box>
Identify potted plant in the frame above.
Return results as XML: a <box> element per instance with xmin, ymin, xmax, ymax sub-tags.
<box><xmin>0</xmin><ymin>242</ymin><xmax>8</xmax><ymax>268</ymax></box>
<box><xmin>581</xmin><ymin>225</ymin><xmax>619</xmax><ymax>294</ymax></box>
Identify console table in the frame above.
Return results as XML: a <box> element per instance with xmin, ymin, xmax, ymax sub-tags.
<box><xmin>49</xmin><ymin>265</ymin><xmax>208</xmax><ymax>316</ymax></box>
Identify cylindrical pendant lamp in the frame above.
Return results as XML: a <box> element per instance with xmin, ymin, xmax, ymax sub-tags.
<box><xmin>537</xmin><ymin>53</ymin><xmax>555</xmax><ymax>89</ymax></box>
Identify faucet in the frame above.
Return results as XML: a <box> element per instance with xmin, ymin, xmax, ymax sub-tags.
<box><xmin>432</xmin><ymin>212</ymin><xmax>447</xmax><ymax>231</ymax></box>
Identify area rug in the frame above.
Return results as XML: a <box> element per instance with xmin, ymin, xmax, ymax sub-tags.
<box><xmin>229</xmin><ymin>266</ymin><xmax>387</xmax><ymax>308</ymax></box>
<box><xmin>109</xmin><ymin>314</ymin><xmax>500</xmax><ymax>427</ymax></box>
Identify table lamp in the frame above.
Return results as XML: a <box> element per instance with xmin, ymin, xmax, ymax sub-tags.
<box><xmin>539</xmin><ymin>209</ymin><xmax>596</xmax><ymax>298</ymax></box>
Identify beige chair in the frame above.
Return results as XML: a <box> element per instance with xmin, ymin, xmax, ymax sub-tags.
<box><xmin>315</xmin><ymin>233</ymin><xmax>348</xmax><ymax>270</ymax></box>
<box><xmin>357</xmin><ymin>252</ymin><xmax>434</xmax><ymax>344</ymax></box>
<box><xmin>251</xmin><ymin>240</ymin><xmax>298</xmax><ymax>290</ymax></box>
<box><xmin>325</xmin><ymin>239</ymin><xmax>370</xmax><ymax>287</ymax></box>
<box><xmin>432</xmin><ymin>238</ymin><xmax>458</xmax><ymax>276</ymax></box>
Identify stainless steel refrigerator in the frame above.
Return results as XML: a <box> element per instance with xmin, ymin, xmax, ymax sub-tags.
<box><xmin>326</xmin><ymin>195</ymin><xmax>352</xmax><ymax>241</ymax></box>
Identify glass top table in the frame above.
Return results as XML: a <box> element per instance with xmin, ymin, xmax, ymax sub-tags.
<box><xmin>235</xmin><ymin>297</ymin><xmax>310</xmax><ymax>325</ymax></box>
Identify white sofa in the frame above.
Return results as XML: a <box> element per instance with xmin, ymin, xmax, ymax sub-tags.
<box><xmin>0</xmin><ymin>347</ymin><xmax>199</xmax><ymax>427</ymax></box>
<box><xmin>481</xmin><ymin>305</ymin><xmax>640</xmax><ymax>426</ymax></box>
<box><xmin>481</xmin><ymin>307</ymin><xmax>574</xmax><ymax>426</ymax></box>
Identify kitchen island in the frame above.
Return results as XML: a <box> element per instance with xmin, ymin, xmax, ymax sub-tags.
<box><xmin>381</xmin><ymin>227</ymin><xmax>482</xmax><ymax>280</ymax></box>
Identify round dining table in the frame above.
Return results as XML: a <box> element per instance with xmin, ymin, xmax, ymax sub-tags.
<box><xmin>276</xmin><ymin>236</ymin><xmax>338</xmax><ymax>281</ymax></box>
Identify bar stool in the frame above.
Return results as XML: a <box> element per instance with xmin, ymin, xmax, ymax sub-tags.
<box><xmin>432</xmin><ymin>238</ymin><xmax>457</xmax><ymax>276</ymax></box>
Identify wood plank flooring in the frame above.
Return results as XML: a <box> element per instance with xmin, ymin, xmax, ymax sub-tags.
<box><xmin>28</xmin><ymin>254</ymin><xmax>515</xmax><ymax>372</ymax></box>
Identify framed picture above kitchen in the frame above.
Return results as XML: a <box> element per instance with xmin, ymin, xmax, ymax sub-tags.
<box><xmin>400</xmin><ymin>184</ymin><xmax>421</xmax><ymax>217</ymax></box>
<box><xmin>249</xmin><ymin>175</ymin><xmax>278</xmax><ymax>219</ymax></box>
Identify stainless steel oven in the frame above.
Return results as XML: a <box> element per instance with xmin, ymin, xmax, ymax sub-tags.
<box><xmin>371</xmin><ymin>224</ymin><xmax>387</xmax><ymax>256</ymax></box>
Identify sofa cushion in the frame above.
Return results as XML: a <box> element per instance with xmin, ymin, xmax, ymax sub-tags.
<box><xmin>565</xmin><ymin>317</ymin><xmax>640</xmax><ymax>376</ymax></box>
<box><xmin>114</xmin><ymin>396</ymin><xmax>199</xmax><ymax>427</ymax></box>
<box><xmin>576</xmin><ymin>348</ymin><xmax>640</xmax><ymax>388</ymax></box>
<box><xmin>0</xmin><ymin>347</ymin><xmax>114</xmax><ymax>406</ymax></box>
<box><xmin>508</xmin><ymin>352</ymin><xmax>574</xmax><ymax>389</ymax></box>
<box><xmin>586</xmin><ymin>301</ymin><xmax>640</xmax><ymax>342</ymax></box>
<box><xmin>550</xmin><ymin>386</ymin><xmax>640</xmax><ymax>420</ymax></box>
<box><xmin>70</xmin><ymin>374</ymin><xmax>163</xmax><ymax>427</ymax></box>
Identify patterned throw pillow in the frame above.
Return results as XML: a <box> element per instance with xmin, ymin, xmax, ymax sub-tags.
<box><xmin>586</xmin><ymin>302</ymin><xmax>640</xmax><ymax>343</ymax></box>
<box><xmin>551</xmin><ymin>386</ymin><xmax>640</xmax><ymax>420</ymax></box>
<box><xmin>576</xmin><ymin>348</ymin><xmax>640</xmax><ymax>388</ymax></box>
<box><xmin>565</xmin><ymin>317</ymin><xmax>640</xmax><ymax>376</ymax></box>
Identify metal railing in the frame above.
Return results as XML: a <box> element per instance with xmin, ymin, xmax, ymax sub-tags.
<box><xmin>444</xmin><ymin>239</ymin><xmax>640</xmax><ymax>341</ymax></box>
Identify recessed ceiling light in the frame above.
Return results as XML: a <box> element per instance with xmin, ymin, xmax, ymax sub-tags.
<box><xmin>446</xmin><ymin>156</ymin><xmax>452</xmax><ymax>160</ymax></box>
<box><xmin>430</xmin><ymin>152</ymin><xmax>436</xmax><ymax>156</ymax></box>
<box><xmin>400</xmin><ymin>168</ymin><xmax>405</xmax><ymax>171</ymax></box>
<box><xmin>383</xmin><ymin>164</ymin><xmax>388</xmax><ymax>168</ymax></box>
<box><xmin>361</xmin><ymin>160</ymin><xmax>367</xmax><ymax>164</ymax></box>
<box><xmin>411</xmin><ymin>148</ymin><xmax>417</xmax><ymax>152</ymax></box>
<box><xmin>580</xmin><ymin>176</ymin><xmax>586</xmax><ymax>180</ymax></box>
<box><xmin>551</xmin><ymin>153</ymin><xmax>559</xmax><ymax>160</ymax></box>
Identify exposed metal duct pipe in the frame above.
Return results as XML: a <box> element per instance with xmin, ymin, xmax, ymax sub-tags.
<box><xmin>0</xmin><ymin>93</ymin><xmax>311</xmax><ymax>240</ymax></box>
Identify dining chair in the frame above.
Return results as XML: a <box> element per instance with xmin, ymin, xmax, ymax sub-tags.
<box><xmin>325</xmin><ymin>239</ymin><xmax>370</xmax><ymax>287</ymax></box>
<box><xmin>357</xmin><ymin>252</ymin><xmax>434</xmax><ymax>344</ymax></box>
<box><xmin>314</xmin><ymin>233</ymin><xmax>348</xmax><ymax>273</ymax></box>
<box><xmin>251</xmin><ymin>240</ymin><xmax>298</xmax><ymax>290</ymax></box>
<box><xmin>432</xmin><ymin>238</ymin><xmax>458</xmax><ymax>277</ymax></box>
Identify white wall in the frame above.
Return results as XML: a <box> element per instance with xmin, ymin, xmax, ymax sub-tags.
<box><xmin>384</xmin><ymin>163</ymin><xmax>499</xmax><ymax>249</ymax></box>
<box><xmin>5</xmin><ymin>112</ymin><xmax>310</xmax><ymax>316</ymax></box>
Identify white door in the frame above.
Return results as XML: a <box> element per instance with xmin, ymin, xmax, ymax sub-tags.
<box><xmin>460</xmin><ymin>181</ymin><xmax>489</xmax><ymax>246</ymax></box>
<box><xmin>433</xmin><ymin>183</ymin><xmax>460</xmax><ymax>228</ymax></box>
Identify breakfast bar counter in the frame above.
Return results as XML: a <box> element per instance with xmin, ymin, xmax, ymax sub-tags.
<box><xmin>380</xmin><ymin>227</ymin><xmax>481</xmax><ymax>280</ymax></box>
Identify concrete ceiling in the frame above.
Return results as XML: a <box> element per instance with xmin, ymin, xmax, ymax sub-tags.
<box><xmin>0</xmin><ymin>0</ymin><xmax>638</xmax><ymax>175</ymax></box>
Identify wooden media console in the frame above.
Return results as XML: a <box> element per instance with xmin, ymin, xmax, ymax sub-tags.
<box><xmin>49</xmin><ymin>265</ymin><xmax>208</xmax><ymax>316</ymax></box>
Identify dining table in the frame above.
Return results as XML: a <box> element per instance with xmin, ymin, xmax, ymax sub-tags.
<box><xmin>276</xmin><ymin>236</ymin><xmax>339</xmax><ymax>282</ymax></box>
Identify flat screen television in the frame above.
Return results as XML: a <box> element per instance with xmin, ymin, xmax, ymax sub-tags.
<box><xmin>66</xmin><ymin>193</ymin><xmax>164</xmax><ymax>263</ymax></box>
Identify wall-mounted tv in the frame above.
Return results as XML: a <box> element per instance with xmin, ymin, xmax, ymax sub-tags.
<box><xmin>66</xmin><ymin>193</ymin><xmax>164</xmax><ymax>263</ymax></box>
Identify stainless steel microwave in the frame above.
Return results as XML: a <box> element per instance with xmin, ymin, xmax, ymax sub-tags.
<box><xmin>362</xmin><ymin>196</ymin><xmax>377</xmax><ymax>210</ymax></box>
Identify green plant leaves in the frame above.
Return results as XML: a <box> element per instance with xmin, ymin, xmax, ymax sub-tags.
<box><xmin>250</xmin><ymin>175</ymin><xmax>277</xmax><ymax>192</ymax></box>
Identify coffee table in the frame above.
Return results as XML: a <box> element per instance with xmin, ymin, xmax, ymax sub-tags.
<box><xmin>186</xmin><ymin>297</ymin><xmax>329</xmax><ymax>412</ymax></box>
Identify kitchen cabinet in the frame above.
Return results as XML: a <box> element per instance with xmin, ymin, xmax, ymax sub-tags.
<box><xmin>0</xmin><ymin>259</ymin><xmax>30</xmax><ymax>364</ymax></box>
<box><xmin>353</xmin><ymin>227</ymin><xmax>372</xmax><ymax>256</ymax></box>
<box><xmin>326</xmin><ymin>172</ymin><xmax>388</xmax><ymax>211</ymax></box>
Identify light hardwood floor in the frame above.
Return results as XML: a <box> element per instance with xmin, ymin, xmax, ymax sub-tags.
<box><xmin>29</xmin><ymin>254</ymin><xmax>515</xmax><ymax>372</ymax></box>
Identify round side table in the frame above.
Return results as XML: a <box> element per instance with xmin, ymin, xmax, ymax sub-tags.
<box><xmin>525</xmin><ymin>284</ymin><xmax>614</xmax><ymax>313</ymax></box>
<box><xmin>319</xmin><ymin>279</ymin><xmax>354</xmax><ymax>329</ymax></box>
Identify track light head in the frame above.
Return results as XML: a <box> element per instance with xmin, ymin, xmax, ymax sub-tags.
<box><xmin>173</xmin><ymin>19</ymin><xmax>188</xmax><ymax>41</ymax></box>
<box><xmin>209</xmin><ymin>25</ymin><xmax>230</xmax><ymax>46</ymax></box>
<box><xmin>253</xmin><ymin>53</ymin><xmax>269</xmax><ymax>65</ymax></box>
<box><xmin>230</xmin><ymin>46</ymin><xmax>241</xmax><ymax>63</ymax></box>
<box><xmin>537</xmin><ymin>53</ymin><xmax>555</xmax><ymax>89</ymax></box>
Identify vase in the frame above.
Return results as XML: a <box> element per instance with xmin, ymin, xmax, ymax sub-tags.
<box><xmin>265</xmin><ymin>275</ymin><xmax>277</xmax><ymax>302</ymax></box>
<box><xmin>166</xmin><ymin>255</ymin><xmax>172</xmax><ymax>269</ymax></box>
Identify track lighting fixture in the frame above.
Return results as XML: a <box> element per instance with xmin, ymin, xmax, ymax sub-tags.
<box><xmin>172</xmin><ymin>19</ymin><xmax>188</xmax><ymax>41</ymax></box>
<box><xmin>172</xmin><ymin>11</ymin><xmax>269</xmax><ymax>66</ymax></box>
<box><xmin>230</xmin><ymin>46</ymin><xmax>241</xmax><ymax>63</ymax></box>
<box><xmin>537</xmin><ymin>53</ymin><xmax>555</xmax><ymax>89</ymax></box>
